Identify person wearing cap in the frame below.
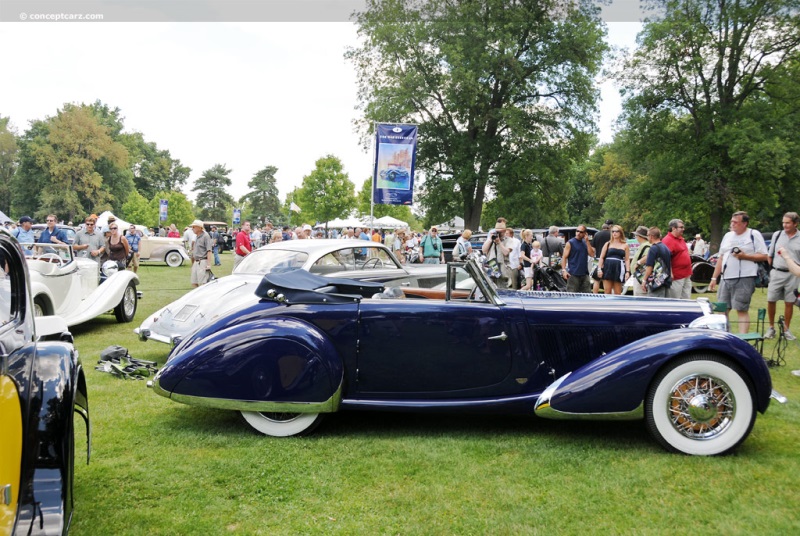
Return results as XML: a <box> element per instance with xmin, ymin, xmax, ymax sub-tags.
<box><xmin>191</xmin><ymin>219</ymin><xmax>214</xmax><ymax>287</ymax></box>
<box><xmin>74</xmin><ymin>217</ymin><xmax>106</xmax><ymax>264</ymax></box>
<box><xmin>13</xmin><ymin>216</ymin><xmax>36</xmax><ymax>248</ymax></box>
<box><xmin>420</xmin><ymin>226</ymin><xmax>444</xmax><ymax>264</ymax></box>
<box><xmin>690</xmin><ymin>233</ymin><xmax>707</xmax><ymax>258</ymax></box>
<box><xmin>630</xmin><ymin>225</ymin><xmax>652</xmax><ymax>296</ymax></box>
<box><xmin>482</xmin><ymin>218</ymin><xmax>512</xmax><ymax>286</ymax></box>
<box><xmin>233</xmin><ymin>221</ymin><xmax>252</xmax><ymax>270</ymax></box>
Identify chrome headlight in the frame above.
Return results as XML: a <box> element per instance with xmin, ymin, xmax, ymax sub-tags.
<box><xmin>689</xmin><ymin>314</ymin><xmax>728</xmax><ymax>332</ymax></box>
<box><xmin>102</xmin><ymin>260</ymin><xmax>119</xmax><ymax>277</ymax></box>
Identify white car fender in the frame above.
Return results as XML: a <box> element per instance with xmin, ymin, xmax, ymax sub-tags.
<box><xmin>43</xmin><ymin>271</ymin><xmax>139</xmax><ymax>327</ymax></box>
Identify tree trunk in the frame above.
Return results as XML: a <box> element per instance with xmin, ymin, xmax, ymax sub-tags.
<box><xmin>709</xmin><ymin>208</ymin><xmax>724</xmax><ymax>254</ymax></box>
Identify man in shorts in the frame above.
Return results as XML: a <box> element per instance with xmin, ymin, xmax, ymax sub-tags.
<box><xmin>766</xmin><ymin>212</ymin><xmax>800</xmax><ymax>340</ymax></box>
<box><xmin>190</xmin><ymin>220</ymin><xmax>214</xmax><ymax>288</ymax></box>
<box><xmin>709</xmin><ymin>211</ymin><xmax>768</xmax><ymax>333</ymax></box>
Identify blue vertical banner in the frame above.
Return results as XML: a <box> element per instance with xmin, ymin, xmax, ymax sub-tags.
<box><xmin>373</xmin><ymin>123</ymin><xmax>417</xmax><ymax>205</ymax></box>
<box><xmin>232</xmin><ymin>208</ymin><xmax>241</xmax><ymax>225</ymax></box>
<box><xmin>159</xmin><ymin>199</ymin><xmax>168</xmax><ymax>222</ymax></box>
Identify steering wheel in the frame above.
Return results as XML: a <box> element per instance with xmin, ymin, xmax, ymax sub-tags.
<box><xmin>363</xmin><ymin>258</ymin><xmax>384</xmax><ymax>269</ymax></box>
<box><xmin>37</xmin><ymin>253</ymin><xmax>63</xmax><ymax>265</ymax></box>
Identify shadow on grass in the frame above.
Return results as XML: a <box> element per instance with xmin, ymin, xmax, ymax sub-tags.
<box><xmin>160</xmin><ymin>404</ymin><xmax>654</xmax><ymax>452</ymax></box>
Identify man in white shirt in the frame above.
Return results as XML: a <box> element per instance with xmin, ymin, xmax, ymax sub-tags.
<box><xmin>183</xmin><ymin>226</ymin><xmax>195</xmax><ymax>254</ymax></box>
<box><xmin>505</xmin><ymin>228</ymin><xmax>522</xmax><ymax>289</ymax></box>
<box><xmin>709</xmin><ymin>211</ymin><xmax>768</xmax><ymax>333</ymax></box>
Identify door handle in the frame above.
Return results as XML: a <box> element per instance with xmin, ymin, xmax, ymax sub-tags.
<box><xmin>488</xmin><ymin>332</ymin><xmax>508</xmax><ymax>341</ymax></box>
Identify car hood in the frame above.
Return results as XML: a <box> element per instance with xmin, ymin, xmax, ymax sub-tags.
<box><xmin>138</xmin><ymin>274</ymin><xmax>264</xmax><ymax>341</ymax></box>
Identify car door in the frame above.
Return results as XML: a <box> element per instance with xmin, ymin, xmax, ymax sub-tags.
<box><xmin>356</xmin><ymin>297</ymin><xmax>514</xmax><ymax>397</ymax></box>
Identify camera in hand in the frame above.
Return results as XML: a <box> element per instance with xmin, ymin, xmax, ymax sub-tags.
<box><xmin>732</xmin><ymin>247</ymin><xmax>741</xmax><ymax>254</ymax></box>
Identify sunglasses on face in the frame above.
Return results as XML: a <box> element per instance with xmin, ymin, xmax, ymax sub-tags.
<box><xmin>109</xmin><ymin>227</ymin><xmax>118</xmax><ymax>230</ymax></box>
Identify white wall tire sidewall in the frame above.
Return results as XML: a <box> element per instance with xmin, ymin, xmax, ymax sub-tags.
<box><xmin>240</xmin><ymin>411</ymin><xmax>320</xmax><ymax>437</ymax></box>
<box><xmin>650</xmin><ymin>359</ymin><xmax>753</xmax><ymax>456</ymax></box>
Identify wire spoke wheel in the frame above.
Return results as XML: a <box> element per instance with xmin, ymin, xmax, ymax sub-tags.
<box><xmin>645</xmin><ymin>354</ymin><xmax>755</xmax><ymax>455</ymax></box>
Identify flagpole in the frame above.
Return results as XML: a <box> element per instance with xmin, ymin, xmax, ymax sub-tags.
<box><xmin>370</xmin><ymin>122</ymin><xmax>376</xmax><ymax>235</ymax></box>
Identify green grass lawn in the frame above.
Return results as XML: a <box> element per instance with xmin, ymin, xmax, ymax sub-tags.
<box><xmin>70</xmin><ymin>258</ymin><xmax>800</xmax><ymax>534</ymax></box>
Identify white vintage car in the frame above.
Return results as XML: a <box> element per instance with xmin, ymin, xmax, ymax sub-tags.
<box><xmin>136</xmin><ymin>239</ymin><xmax>453</xmax><ymax>345</ymax></box>
<box><xmin>21</xmin><ymin>243</ymin><xmax>140</xmax><ymax>326</ymax></box>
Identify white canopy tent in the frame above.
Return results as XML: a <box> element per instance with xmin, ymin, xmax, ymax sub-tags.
<box><xmin>95</xmin><ymin>211</ymin><xmax>150</xmax><ymax>234</ymax></box>
<box><xmin>314</xmin><ymin>217</ymin><xmax>366</xmax><ymax>229</ymax></box>
<box><xmin>371</xmin><ymin>215</ymin><xmax>409</xmax><ymax>229</ymax></box>
<box><xmin>434</xmin><ymin>216</ymin><xmax>465</xmax><ymax>232</ymax></box>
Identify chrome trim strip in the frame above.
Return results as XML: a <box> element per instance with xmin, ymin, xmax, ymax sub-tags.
<box><xmin>535</xmin><ymin>401</ymin><xmax>644</xmax><ymax>421</ymax></box>
<box><xmin>156</xmin><ymin>380</ymin><xmax>343</xmax><ymax>414</ymax></box>
<box><xmin>771</xmin><ymin>389</ymin><xmax>788</xmax><ymax>404</ymax></box>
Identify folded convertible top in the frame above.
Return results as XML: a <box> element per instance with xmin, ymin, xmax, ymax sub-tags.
<box><xmin>254</xmin><ymin>269</ymin><xmax>385</xmax><ymax>304</ymax></box>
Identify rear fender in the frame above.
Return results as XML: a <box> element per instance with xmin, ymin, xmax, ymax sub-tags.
<box><xmin>156</xmin><ymin>317</ymin><xmax>343</xmax><ymax>412</ymax></box>
<box><xmin>535</xmin><ymin>329</ymin><xmax>772</xmax><ymax>419</ymax></box>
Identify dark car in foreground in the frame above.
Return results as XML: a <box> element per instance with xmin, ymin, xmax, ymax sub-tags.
<box><xmin>0</xmin><ymin>230</ymin><xmax>90</xmax><ymax>534</ymax></box>
<box><xmin>150</xmin><ymin>257</ymin><xmax>779</xmax><ymax>456</ymax></box>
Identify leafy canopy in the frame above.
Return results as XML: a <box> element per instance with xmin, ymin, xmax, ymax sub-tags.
<box><xmin>348</xmin><ymin>0</ymin><xmax>607</xmax><ymax>230</ymax></box>
<box><xmin>193</xmin><ymin>164</ymin><xmax>235</xmax><ymax>222</ymax></box>
<box><xmin>294</xmin><ymin>155</ymin><xmax>357</xmax><ymax>225</ymax></box>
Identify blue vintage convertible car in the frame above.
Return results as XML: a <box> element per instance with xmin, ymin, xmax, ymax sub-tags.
<box><xmin>150</xmin><ymin>258</ymin><xmax>778</xmax><ymax>455</ymax></box>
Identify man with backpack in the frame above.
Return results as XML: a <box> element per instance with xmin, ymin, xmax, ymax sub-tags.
<box><xmin>708</xmin><ymin>211</ymin><xmax>768</xmax><ymax>334</ymax></box>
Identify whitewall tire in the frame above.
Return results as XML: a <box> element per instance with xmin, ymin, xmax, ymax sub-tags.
<box><xmin>240</xmin><ymin>411</ymin><xmax>323</xmax><ymax>437</ymax></box>
<box><xmin>645</xmin><ymin>354</ymin><xmax>755</xmax><ymax>456</ymax></box>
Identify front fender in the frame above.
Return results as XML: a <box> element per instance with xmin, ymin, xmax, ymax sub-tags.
<box><xmin>15</xmin><ymin>341</ymin><xmax>89</xmax><ymax>535</ymax></box>
<box><xmin>536</xmin><ymin>329</ymin><xmax>772</xmax><ymax>418</ymax></box>
<box><xmin>153</xmin><ymin>317</ymin><xmax>343</xmax><ymax>413</ymax></box>
<box><xmin>61</xmin><ymin>271</ymin><xmax>139</xmax><ymax>326</ymax></box>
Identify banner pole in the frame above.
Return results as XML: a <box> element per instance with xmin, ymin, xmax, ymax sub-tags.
<box><xmin>370</xmin><ymin>122</ymin><xmax>377</xmax><ymax>234</ymax></box>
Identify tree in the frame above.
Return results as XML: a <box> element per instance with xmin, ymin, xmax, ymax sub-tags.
<box><xmin>120</xmin><ymin>132</ymin><xmax>191</xmax><ymax>199</ymax></box>
<box><xmin>16</xmin><ymin>104</ymin><xmax>129</xmax><ymax>222</ymax></box>
<box><xmin>146</xmin><ymin>191</ymin><xmax>195</xmax><ymax>230</ymax></box>
<box><xmin>0</xmin><ymin>116</ymin><xmax>19</xmax><ymax>214</ymax></box>
<box><xmin>295</xmin><ymin>155</ymin><xmax>356</xmax><ymax>225</ymax></box>
<box><xmin>120</xmin><ymin>190</ymin><xmax>152</xmax><ymax>225</ymax></box>
<box><xmin>193</xmin><ymin>164</ymin><xmax>235</xmax><ymax>222</ymax></box>
<box><xmin>618</xmin><ymin>0</ymin><xmax>800</xmax><ymax>249</ymax></box>
<box><xmin>241</xmin><ymin>166</ymin><xmax>282</xmax><ymax>225</ymax></box>
<box><xmin>348</xmin><ymin>0</ymin><xmax>608</xmax><ymax>230</ymax></box>
<box><xmin>356</xmin><ymin>177</ymin><xmax>414</xmax><ymax>222</ymax></box>
<box><xmin>11</xmin><ymin>102</ymin><xmax>138</xmax><ymax>220</ymax></box>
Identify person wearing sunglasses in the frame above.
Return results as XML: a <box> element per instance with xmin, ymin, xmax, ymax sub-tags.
<box><xmin>561</xmin><ymin>226</ymin><xmax>595</xmax><ymax>293</ymax></box>
<box><xmin>37</xmin><ymin>214</ymin><xmax>68</xmax><ymax>245</ymax></box>
<box><xmin>105</xmin><ymin>224</ymin><xmax>130</xmax><ymax>271</ymax></box>
<box><xmin>596</xmin><ymin>226</ymin><xmax>631</xmax><ymax>295</ymax></box>
<box><xmin>74</xmin><ymin>218</ymin><xmax>105</xmax><ymax>263</ymax></box>
<box><xmin>420</xmin><ymin>226</ymin><xmax>444</xmax><ymax>264</ymax></box>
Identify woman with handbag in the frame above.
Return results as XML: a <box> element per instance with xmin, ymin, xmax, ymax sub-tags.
<box><xmin>106</xmin><ymin>223</ymin><xmax>130</xmax><ymax>270</ymax></box>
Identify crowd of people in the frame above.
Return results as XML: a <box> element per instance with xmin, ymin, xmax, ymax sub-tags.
<box><xmin>6</xmin><ymin>210</ymin><xmax>800</xmax><ymax>345</ymax></box>
<box><xmin>477</xmin><ymin>212</ymin><xmax>800</xmax><ymax>342</ymax></box>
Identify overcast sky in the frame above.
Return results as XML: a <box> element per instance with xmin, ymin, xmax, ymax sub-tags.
<box><xmin>1</xmin><ymin>20</ymin><xmax>641</xmax><ymax>206</ymax></box>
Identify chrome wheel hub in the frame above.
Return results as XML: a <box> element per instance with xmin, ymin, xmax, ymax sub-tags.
<box><xmin>668</xmin><ymin>375</ymin><xmax>735</xmax><ymax>440</ymax></box>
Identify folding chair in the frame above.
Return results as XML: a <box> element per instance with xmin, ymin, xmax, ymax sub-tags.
<box><xmin>736</xmin><ymin>308</ymin><xmax>766</xmax><ymax>354</ymax></box>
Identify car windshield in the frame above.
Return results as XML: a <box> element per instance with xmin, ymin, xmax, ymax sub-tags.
<box><xmin>235</xmin><ymin>249</ymin><xmax>309</xmax><ymax>274</ymax></box>
<box><xmin>19</xmin><ymin>243</ymin><xmax>73</xmax><ymax>263</ymax></box>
